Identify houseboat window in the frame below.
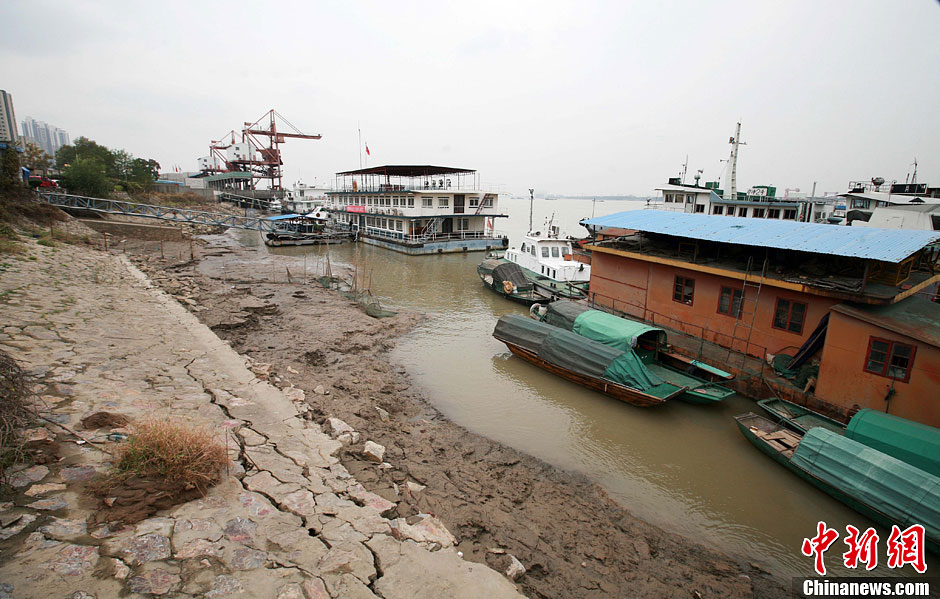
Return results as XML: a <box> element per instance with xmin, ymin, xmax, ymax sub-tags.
<box><xmin>665</xmin><ymin>193</ymin><xmax>673</xmax><ymax>203</ymax></box>
<box><xmin>541</xmin><ymin>247</ymin><xmax>550</xmax><ymax>258</ymax></box>
<box><xmin>469</xmin><ymin>197</ymin><xmax>480</xmax><ymax>207</ymax></box>
<box><xmin>712</xmin><ymin>205</ymin><xmax>724</xmax><ymax>215</ymax></box>
<box><xmin>408</xmin><ymin>197</ymin><xmax>415</xmax><ymax>207</ymax></box>
<box><xmin>458</xmin><ymin>218</ymin><xmax>469</xmax><ymax>231</ymax></box>
<box><xmin>864</xmin><ymin>338</ymin><xmax>915</xmax><ymax>382</ymax></box>
<box><xmin>439</xmin><ymin>197</ymin><xmax>450</xmax><ymax>208</ymax></box>
<box><xmin>694</xmin><ymin>204</ymin><xmax>705</xmax><ymax>213</ymax></box>
<box><xmin>768</xmin><ymin>208</ymin><xmax>780</xmax><ymax>219</ymax></box>
<box><xmin>396</xmin><ymin>220</ymin><xmax>403</xmax><ymax>231</ymax></box>
<box><xmin>552</xmin><ymin>247</ymin><xmax>560</xmax><ymax>258</ymax></box>
<box><xmin>738</xmin><ymin>208</ymin><xmax>748</xmax><ymax>217</ymax></box>
<box><xmin>392</xmin><ymin>197</ymin><xmax>399</xmax><ymax>207</ymax></box>
<box><xmin>718</xmin><ymin>286</ymin><xmax>744</xmax><ymax>318</ymax></box>
<box><xmin>672</xmin><ymin>276</ymin><xmax>695</xmax><ymax>305</ymax></box>
<box><xmin>783</xmin><ymin>209</ymin><xmax>797</xmax><ymax>220</ymax></box>
<box><xmin>772</xmin><ymin>298</ymin><xmax>806</xmax><ymax>334</ymax></box>
<box><xmin>485</xmin><ymin>196</ymin><xmax>494</xmax><ymax>207</ymax></box>
<box><xmin>727</xmin><ymin>207</ymin><xmax>736</xmax><ymax>216</ymax></box>
<box><xmin>686</xmin><ymin>195</ymin><xmax>694</xmax><ymax>204</ymax></box>
<box><xmin>423</xmin><ymin>197</ymin><xmax>433</xmax><ymax>208</ymax></box>
<box><xmin>753</xmin><ymin>208</ymin><xmax>765</xmax><ymax>218</ymax></box>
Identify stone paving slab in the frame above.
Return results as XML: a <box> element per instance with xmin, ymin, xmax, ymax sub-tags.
<box><xmin>0</xmin><ymin>242</ymin><xmax>525</xmax><ymax>599</ymax></box>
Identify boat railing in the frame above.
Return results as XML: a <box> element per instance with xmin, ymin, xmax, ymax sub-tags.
<box><xmin>588</xmin><ymin>290</ymin><xmax>769</xmax><ymax>373</ymax></box>
<box><xmin>361</xmin><ymin>227</ymin><xmax>506</xmax><ymax>244</ymax></box>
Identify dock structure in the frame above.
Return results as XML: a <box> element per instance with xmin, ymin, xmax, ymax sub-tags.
<box><xmin>38</xmin><ymin>192</ymin><xmax>282</xmax><ymax>233</ymax></box>
<box><xmin>581</xmin><ymin>210</ymin><xmax>940</xmax><ymax>428</ymax></box>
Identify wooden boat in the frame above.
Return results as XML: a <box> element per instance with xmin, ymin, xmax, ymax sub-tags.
<box><xmin>756</xmin><ymin>398</ymin><xmax>845</xmax><ymax>435</ymax></box>
<box><xmin>493</xmin><ymin>314</ymin><xmax>685</xmax><ymax>407</ymax></box>
<box><xmin>735</xmin><ymin>412</ymin><xmax>940</xmax><ymax>555</ymax></box>
<box><xmin>477</xmin><ymin>259</ymin><xmax>552</xmax><ymax>306</ymax></box>
<box><xmin>533</xmin><ymin>300</ymin><xmax>735</xmax><ymax>404</ymax></box>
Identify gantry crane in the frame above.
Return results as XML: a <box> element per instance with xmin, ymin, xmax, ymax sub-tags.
<box><xmin>205</xmin><ymin>110</ymin><xmax>321</xmax><ymax>191</ymax></box>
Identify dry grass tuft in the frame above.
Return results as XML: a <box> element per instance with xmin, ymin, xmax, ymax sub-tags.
<box><xmin>0</xmin><ymin>350</ymin><xmax>33</xmax><ymax>485</ymax></box>
<box><xmin>106</xmin><ymin>419</ymin><xmax>229</xmax><ymax>492</ymax></box>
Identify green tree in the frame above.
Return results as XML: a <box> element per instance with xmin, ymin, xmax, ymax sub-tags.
<box><xmin>55</xmin><ymin>137</ymin><xmax>113</xmax><ymax>171</ymax></box>
<box><xmin>130</xmin><ymin>158</ymin><xmax>160</xmax><ymax>185</ymax></box>
<box><xmin>113</xmin><ymin>149</ymin><xmax>134</xmax><ymax>181</ymax></box>
<box><xmin>0</xmin><ymin>147</ymin><xmax>22</xmax><ymax>189</ymax></box>
<box><xmin>61</xmin><ymin>157</ymin><xmax>110</xmax><ymax>197</ymax></box>
<box><xmin>21</xmin><ymin>142</ymin><xmax>53</xmax><ymax>173</ymax></box>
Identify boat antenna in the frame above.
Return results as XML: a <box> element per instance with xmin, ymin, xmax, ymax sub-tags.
<box><xmin>681</xmin><ymin>155</ymin><xmax>688</xmax><ymax>184</ymax></box>
<box><xmin>528</xmin><ymin>188</ymin><xmax>534</xmax><ymax>233</ymax></box>
<box><xmin>725</xmin><ymin>122</ymin><xmax>746</xmax><ymax>200</ymax></box>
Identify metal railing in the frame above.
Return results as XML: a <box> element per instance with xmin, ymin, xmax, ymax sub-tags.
<box><xmin>38</xmin><ymin>192</ymin><xmax>282</xmax><ymax>233</ymax></box>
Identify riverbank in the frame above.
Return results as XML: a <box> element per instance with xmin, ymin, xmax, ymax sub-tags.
<box><xmin>125</xmin><ymin>231</ymin><xmax>787</xmax><ymax>599</ymax></box>
<box><xmin>0</xmin><ymin>235</ymin><xmax>525</xmax><ymax>598</ymax></box>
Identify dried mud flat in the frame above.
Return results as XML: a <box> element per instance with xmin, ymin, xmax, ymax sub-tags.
<box><xmin>128</xmin><ymin>234</ymin><xmax>787</xmax><ymax>599</ymax></box>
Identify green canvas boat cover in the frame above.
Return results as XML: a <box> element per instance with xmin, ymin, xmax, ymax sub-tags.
<box><xmin>572</xmin><ymin>309</ymin><xmax>667</xmax><ymax>352</ymax></box>
<box><xmin>494</xmin><ymin>315</ymin><xmax>665</xmax><ymax>391</ymax></box>
<box><xmin>792</xmin><ymin>428</ymin><xmax>940</xmax><ymax>542</ymax></box>
<box><xmin>493</xmin><ymin>314</ymin><xmax>553</xmax><ymax>352</ymax></box>
<box><xmin>543</xmin><ymin>300</ymin><xmax>592</xmax><ymax>329</ymax></box>
<box><xmin>538</xmin><ymin>329</ymin><xmax>622</xmax><ymax>379</ymax></box>
<box><xmin>845</xmin><ymin>409</ymin><xmax>940</xmax><ymax>478</ymax></box>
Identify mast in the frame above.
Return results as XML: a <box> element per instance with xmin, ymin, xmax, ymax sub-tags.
<box><xmin>725</xmin><ymin>122</ymin><xmax>745</xmax><ymax>200</ymax></box>
<box><xmin>528</xmin><ymin>188</ymin><xmax>534</xmax><ymax>233</ymax></box>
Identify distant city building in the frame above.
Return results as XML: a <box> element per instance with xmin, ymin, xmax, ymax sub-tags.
<box><xmin>20</xmin><ymin>116</ymin><xmax>69</xmax><ymax>158</ymax></box>
<box><xmin>0</xmin><ymin>90</ymin><xmax>19</xmax><ymax>145</ymax></box>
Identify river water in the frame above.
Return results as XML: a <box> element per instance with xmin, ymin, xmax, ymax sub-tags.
<box><xmin>269</xmin><ymin>197</ymin><xmax>931</xmax><ymax>577</ymax></box>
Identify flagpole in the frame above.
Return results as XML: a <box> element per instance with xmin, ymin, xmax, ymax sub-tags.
<box><xmin>358</xmin><ymin>122</ymin><xmax>362</xmax><ymax>170</ymax></box>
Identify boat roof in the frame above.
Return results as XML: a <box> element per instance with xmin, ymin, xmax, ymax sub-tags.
<box><xmin>846</xmin><ymin>409</ymin><xmax>940</xmax><ymax>477</ymax></box>
<box><xmin>792</xmin><ymin>428</ymin><xmax>940</xmax><ymax>538</ymax></box>
<box><xmin>831</xmin><ymin>296</ymin><xmax>940</xmax><ymax>347</ymax></box>
<box><xmin>582</xmin><ymin>210</ymin><xmax>940</xmax><ymax>263</ymax></box>
<box><xmin>336</xmin><ymin>165</ymin><xmax>475</xmax><ymax>177</ymax></box>
<box><xmin>544</xmin><ymin>300</ymin><xmax>666</xmax><ymax>351</ymax></box>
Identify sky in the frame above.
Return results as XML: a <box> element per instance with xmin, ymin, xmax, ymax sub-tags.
<box><xmin>2</xmin><ymin>1</ymin><xmax>938</xmax><ymax>197</ymax></box>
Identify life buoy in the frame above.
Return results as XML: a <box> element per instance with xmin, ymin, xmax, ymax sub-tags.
<box><xmin>502</xmin><ymin>281</ymin><xmax>514</xmax><ymax>294</ymax></box>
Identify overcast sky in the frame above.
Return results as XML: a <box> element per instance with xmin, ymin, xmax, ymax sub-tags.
<box><xmin>2</xmin><ymin>1</ymin><xmax>938</xmax><ymax>196</ymax></box>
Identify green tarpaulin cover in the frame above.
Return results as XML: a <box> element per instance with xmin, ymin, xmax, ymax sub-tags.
<box><xmin>792</xmin><ymin>428</ymin><xmax>940</xmax><ymax>543</ymax></box>
<box><xmin>543</xmin><ymin>300</ymin><xmax>592</xmax><ymax>329</ymax></box>
<box><xmin>493</xmin><ymin>314</ymin><xmax>665</xmax><ymax>392</ymax></box>
<box><xmin>846</xmin><ymin>409</ymin><xmax>940</xmax><ymax>478</ymax></box>
<box><xmin>572</xmin><ymin>309</ymin><xmax>667</xmax><ymax>352</ymax></box>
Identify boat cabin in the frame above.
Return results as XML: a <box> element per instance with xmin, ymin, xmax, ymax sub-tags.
<box><xmin>505</xmin><ymin>234</ymin><xmax>591</xmax><ymax>283</ymax></box>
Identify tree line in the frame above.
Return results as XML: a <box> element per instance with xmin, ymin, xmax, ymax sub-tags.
<box><xmin>0</xmin><ymin>137</ymin><xmax>161</xmax><ymax>197</ymax></box>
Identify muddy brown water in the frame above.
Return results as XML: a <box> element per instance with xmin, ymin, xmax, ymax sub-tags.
<box><xmin>265</xmin><ymin>197</ymin><xmax>935</xmax><ymax>578</ymax></box>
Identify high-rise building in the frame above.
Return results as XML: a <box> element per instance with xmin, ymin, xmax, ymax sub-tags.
<box><xmin>0</xmin><ymin>90</ymin><xmax>19</xmax><ymax>145</ymax></box>
<box><xmin>20</xmin><ymin>116</ymin><xmax>69</xmax><ymax>158</ymax></box>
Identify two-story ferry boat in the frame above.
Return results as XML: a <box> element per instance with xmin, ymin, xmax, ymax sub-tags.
<box><xmin>284</xmin><ymin>181</ymin><xmax>330</xmax><ymax>215</ymax></box>
<box><xmin>323</xmin><ymin>165</ymin><xmax>509</xmax><ymax>255</ymax></box>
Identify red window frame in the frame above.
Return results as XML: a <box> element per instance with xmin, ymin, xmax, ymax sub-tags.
<box><xmin>672</xmin><ymin>275</ymin><xmax>694</xmax><ymax>305</ymax></box>
<box><xmin>717</xmin><ymin>286</ymin><xmax>743</xmax><ymax>318</ymax></box>
<box><xmin>863</xmin><ymin>337</ymin><xmax>916</xmax><ymax>383</ymax></box>
<box><xmin>772</xmin><ymin>298</ymin><xmax>807</xmax><ymax>334</ymax></box>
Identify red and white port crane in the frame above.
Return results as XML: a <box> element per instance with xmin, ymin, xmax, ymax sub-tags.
<box><xmin>206</xmin><ymin>109</ymin><xmax>321</xmax><ymax>191</ymax></box>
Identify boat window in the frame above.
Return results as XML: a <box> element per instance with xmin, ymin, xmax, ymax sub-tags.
<box><xmin>552</xmin><ymin>247</ymin><xmax>560</xmax><ymax>258</ymax></box>
<box><xmin>864</xmin><ymin>337</ymin><xmax>915</xmax><ymax>382</ymax></box>
<box><xmin>717</xmin><ymin>286</ymin><xmax>744</xmax><ymax>317</ymax></box>
<box><xmin>672</xmin><ymin>276</ymin><xmax>694</xmax><ymax>305</ymax></box>
<box><xmin>520</xmin><ymin>243</ymin><xmax>526</xmax><ymax>252</ymax></box>
<box><xmin>530</xmin><ymin>245</ymin><xmax>536</xmax><ymax>256</ymax></box>
<box><xmin>541</xmin><ymin>247</ymin><xmax>549</xmax><ymax>258</ymax></box>
<box><xmin>772</xmin><ymin>298</ymin><xmax>806</xmax><ymax>334</ymax></box>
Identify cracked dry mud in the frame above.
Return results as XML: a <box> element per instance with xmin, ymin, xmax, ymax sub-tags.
<box><xmin>0</xmin><ymin>240</ymin><xmax>522</xmax><ymax>599</ymax></box>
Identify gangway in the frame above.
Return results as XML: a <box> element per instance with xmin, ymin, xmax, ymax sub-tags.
<box><xmin>38</xmin><ymin>192</ymin><xmax>282</xmax><ymax>233</ymax></box>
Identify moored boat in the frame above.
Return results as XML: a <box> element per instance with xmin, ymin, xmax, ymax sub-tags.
<box><xmin>533</xmin><ymin>300</ymin><xmax>736</xmax><ymax>404</ymax></box>
<box><xmin>845</xmin><ymin>409</ymin><xmax>940</xmax><ymax>478</ymax></box>
<box><xmin>492</xmin><ymin>314</ymin><xmax>685</xmax><ymax>407</ymax></box>
<box><xmin>502</xmin><ymin>226</ymin><xmax>591</xmax><ymax>299</ymax></box>
<box><xmin>477</xmin><ymin>259</ymin><xmax>552</xmax><ymax>306</ymax></box>
<box><xmin>735</xmin><ymin>412</ymin><xmax>940</xmax><ymax>555</ymax></box>
<box><xmin>756</xmin><ymin>398</ymin><xmax>846</xmax><ymax>435</ymax></box>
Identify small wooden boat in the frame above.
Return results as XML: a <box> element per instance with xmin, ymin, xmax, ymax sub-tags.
<box><xmin>756</xmin><ymin>398</ymin><xmax>845</xmax><ymax>435</ymax></box>
<box><xmin>533</xmin><ymin>300</ymin><xmax>735</xmax><ymax>404</ymax></box>
<box><xmin>477</xmin><ymin>259</ymin><xmax>552</xmax><ymax>306</ymax></box>
<box><xmin>735</xmin><ymin>412</ymin><xmax>940</xmax><ymax>555</ymax></box>
<box><xmin>493</xmin><ymin>314</ymin><xmax>685</xmax><ymax>407</ymax></box>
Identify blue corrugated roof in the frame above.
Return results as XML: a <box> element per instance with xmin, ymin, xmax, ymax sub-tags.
<box><xmin>266</xmin><ymin>213</ymin><xmax>304</xmax><ymax>221</ymax></box>
<box><xmin>583</xmin><ymin>210</ymin><xmax>940</xmax><ymax>263</ymax></box>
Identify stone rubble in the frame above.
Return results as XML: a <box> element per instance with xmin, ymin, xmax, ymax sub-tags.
<box><xmin>0</xmin><ymin>241</ymin><xmax>525</xmax><ymax>599</ymax></box>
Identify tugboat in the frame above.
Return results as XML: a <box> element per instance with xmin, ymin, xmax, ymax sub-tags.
<box><xmin>499</xmin><ymin>213</ymin><xmax>590</xmax><ymax>298</ymax></box>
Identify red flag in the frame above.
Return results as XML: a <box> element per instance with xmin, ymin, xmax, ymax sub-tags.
<box><xmin>365</xmin><ymin>143</ymin><xmax>371</xmax><ymax>156</ymax></box>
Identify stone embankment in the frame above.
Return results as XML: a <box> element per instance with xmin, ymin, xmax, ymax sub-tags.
<box><xmin>0</xmin><ymin>241</ymin><xmax>524</xmax><ymax>599</ymax></box>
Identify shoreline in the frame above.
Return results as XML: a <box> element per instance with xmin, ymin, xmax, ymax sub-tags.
<box><xmin>126</xmin><ymin>231</ymin><xmax>787</xmax><ymax>599</ymax></box>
